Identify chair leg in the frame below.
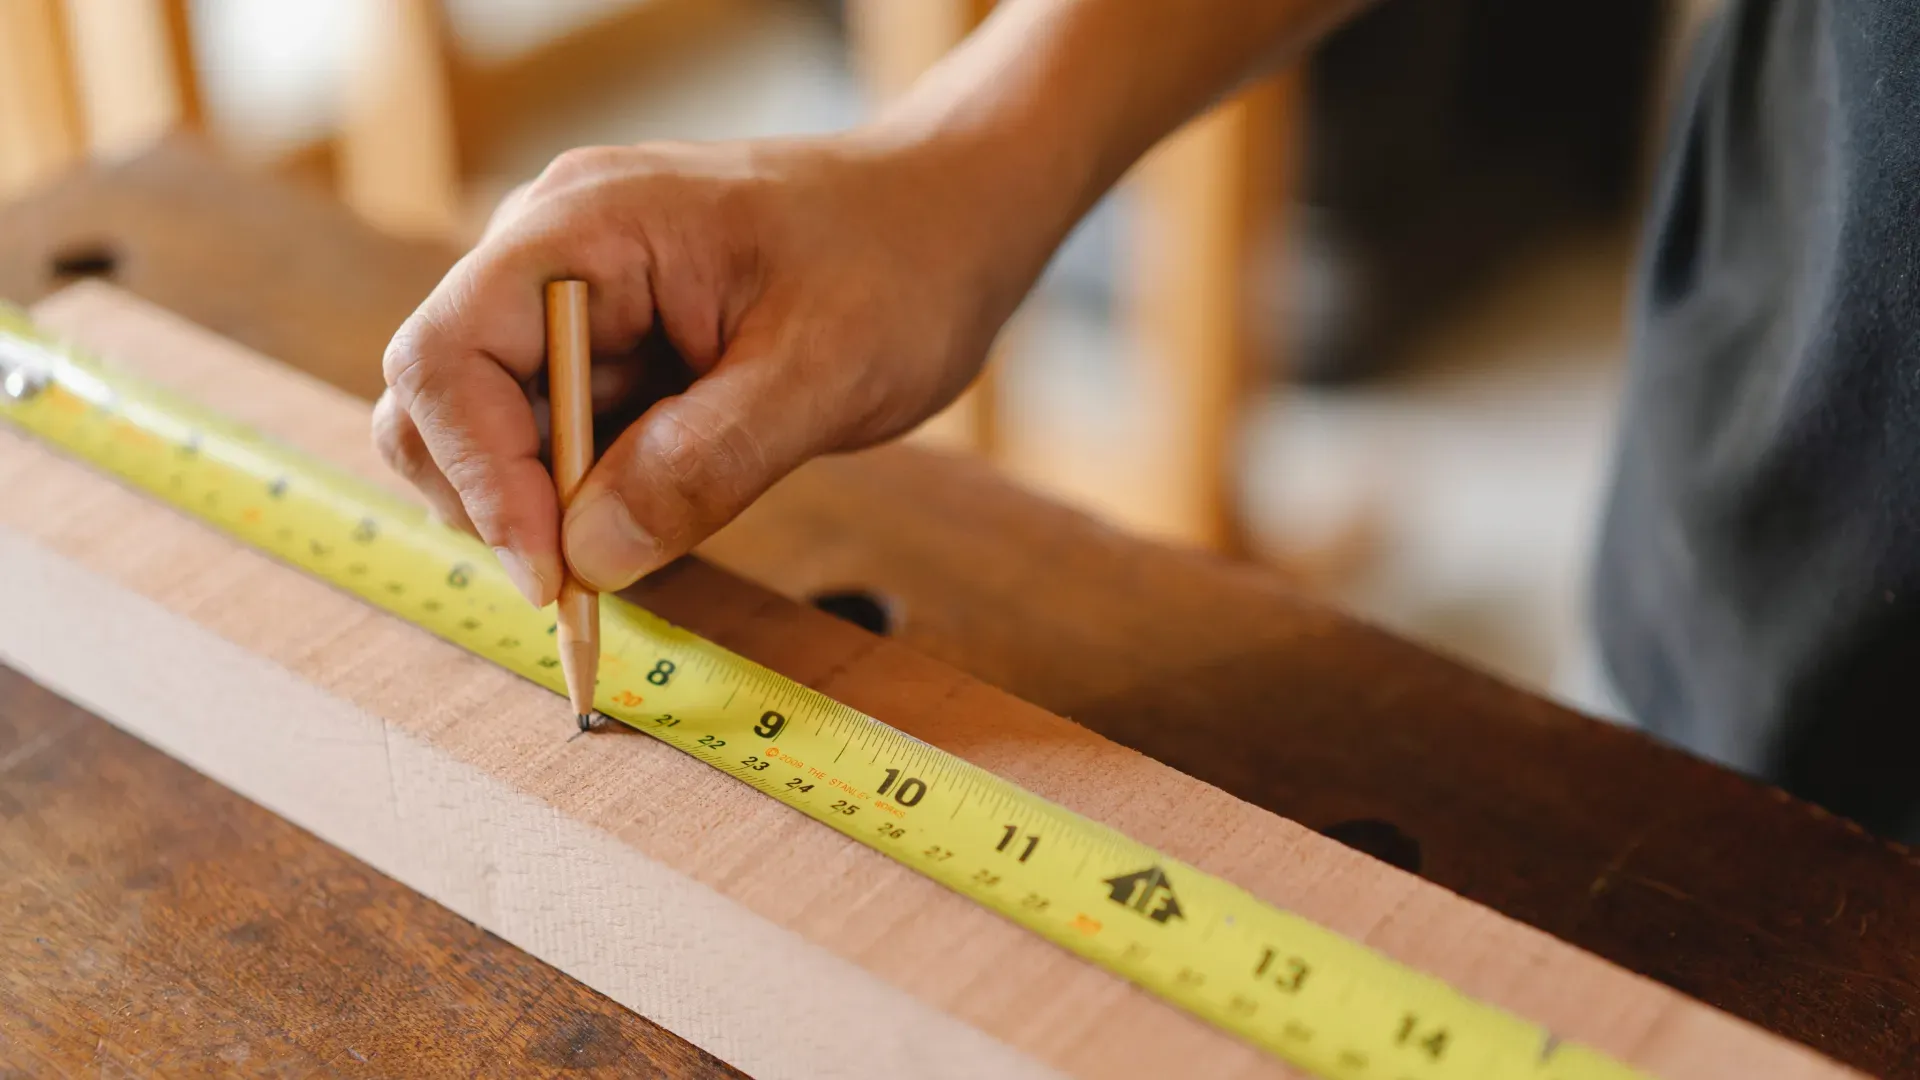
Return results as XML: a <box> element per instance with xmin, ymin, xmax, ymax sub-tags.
<box><xmin>60</xmin><ymin>0</ymin><xmax>199</xmax><ymax>159</ymax></box>
<box><xmin>0</xmin><ymin>0</ymin><xmax>82</xmax><ymax>198</ymax></box>
<box><xmin>338</xmin><ymin>0</ymin><xmax>463</xmax><ymax>240</ymax></box>
<box><xmin>1125</xmin><ymin>73</ymin><xmax>1298</xmax><ymax>553</ymax></box>
<box><xmin>845</xmin><ymin>0</ymin><xmax>999</xmax><ymax>457</ymax></box>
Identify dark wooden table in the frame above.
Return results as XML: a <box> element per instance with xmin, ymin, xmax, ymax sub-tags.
<box><xmin>2</xmin><ymin>140</ymin><xmax>1916</xmax><ymax>1078</ymax></box>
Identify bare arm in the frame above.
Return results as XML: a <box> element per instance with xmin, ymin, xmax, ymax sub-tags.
<box><xmin>881</xmin><ymin>0</ymin><xmax>1358</xmax><ymax>282</ymax></box>
<box><xmin>376</xmin><ymin>0</ymin><xmax>1364</xmax><ymax>602</ymax></box>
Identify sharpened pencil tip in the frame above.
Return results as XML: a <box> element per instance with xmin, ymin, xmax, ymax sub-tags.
<box><xmin>577</xmin><ymin>712</ymin><xmax>595</xmax><ymax>732</ymax></box>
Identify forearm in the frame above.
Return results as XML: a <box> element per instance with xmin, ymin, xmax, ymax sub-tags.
<box><xmin>866</xmin><ymin>0</ymin><xmax>1365</xmax><ymax>299</ymax></box>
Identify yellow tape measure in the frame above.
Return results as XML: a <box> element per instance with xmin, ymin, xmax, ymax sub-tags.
<box><xmin>0</xmin><ymin>308</ymin><xmax>1645</xmax><ymax>1080</ymax></box>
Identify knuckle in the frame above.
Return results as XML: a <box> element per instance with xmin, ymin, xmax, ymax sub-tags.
<box><xmin>533</xmin><ymin>145</ymin><xmax>626</xmax><ymax>194</ymax></box>
<box><xmin>397</xmin><ymin>364</ymin><xmax>495</xmax><ymax>507</ymax></box>
<box><xmin>645</xmin><ymin>410</ymin><xmax>709</xmax><ymax>496</ymax></box>
<box><xmin>642</xmin><ymin>405</ymin><xmax>767</xmax><ymax>526</ymax></box>
<box><xmin>382</xmin><ymin>314</ymin><xmax>431</xmax><ymax>390</ymax></box>
<box><xmin>372</xmin><ymin>404</ymin><xmax>438</xmax><ymax>495</ymax></box>
<box><xmin>370</xmin><ymin>394</ymin><xmax>407</xmax><ymax>464</ymax></box>
<box><xmin>411</xmin><ymin>380</ymin><xmax>479</xmax><ymax>480</ymax></box>
<box><xmin>484</xmin><ymin>180</ymin><xmax>534</xmax><ymax>233</ymax></box>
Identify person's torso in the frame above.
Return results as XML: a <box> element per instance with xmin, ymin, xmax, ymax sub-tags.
<box><xmin>1597</xmin><ymin>0</ymin><xmax>1920</xmax><ymax>837</ymax></box>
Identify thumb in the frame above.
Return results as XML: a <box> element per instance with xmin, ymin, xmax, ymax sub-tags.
<box><xmin>562</xmin><ymin>347</ymin><xmax>835</xmax><ymax>591</ymax></box>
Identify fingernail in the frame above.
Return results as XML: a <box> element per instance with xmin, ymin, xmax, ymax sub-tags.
<box><xmin>492</xmin><ymin>546</ymin><xmax>549</xmax><ymax>607</ymax></box>
<box><xmin>565</xmin><ymin>492</ymin><xmax>659</xmax><ymax>591</ymax></box>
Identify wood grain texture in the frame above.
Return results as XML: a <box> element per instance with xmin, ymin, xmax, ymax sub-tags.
<box><xmin>0</xmin><ymin>284</ymin><xmax>1856</xmax><ymax>1078</ymax></box>
<box><xmin>0</xmin><ymin>665</ymin><xmax>744</xmax><ymax>1078</ymax></box>
<box><xmin>1</xmin><ymin>143</ymin><xmax>1917</xmax><ymax>1078</ymax></box>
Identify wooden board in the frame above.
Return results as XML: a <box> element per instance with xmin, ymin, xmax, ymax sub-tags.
<box><xmin>0</xmin><ymin>665</ymin><xmax>744</xmax><ymax>1078</ymax></box>
<box><xmin>5</xmin><ymin>146</ymin><xmax>1920</xmax><ymax>1077</ymax></box>
<box><xmin>0</xmin><ymin>284</ymin><xmax>1856</xmax><ymax>1078</ymax></box>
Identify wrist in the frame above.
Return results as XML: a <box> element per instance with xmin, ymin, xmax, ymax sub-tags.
<box><xmin>851</xmin><ymin>96</ymin><xmax>1094</xmax><ymax>329</ymax></box>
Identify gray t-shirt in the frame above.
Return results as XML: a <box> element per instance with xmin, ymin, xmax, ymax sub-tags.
<box><xmin>1595</xmin><ymin>0</ymin><xmax>1920</xmax><ymax>837</ymax></box>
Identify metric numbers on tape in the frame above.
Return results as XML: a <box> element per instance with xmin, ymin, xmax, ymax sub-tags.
<box><xmin>0</xmin><ymin>309</ymin><xmax>1647</xmax><ymax>1080</ymax></box>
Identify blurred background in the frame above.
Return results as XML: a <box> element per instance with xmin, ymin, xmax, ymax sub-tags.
<box><xmin>0</xmin><ymin>0</ymin><xmax>1724</xmax><ymax>705</ymax></box>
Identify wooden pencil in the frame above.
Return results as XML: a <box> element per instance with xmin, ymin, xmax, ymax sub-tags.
<box><xmin>545</xmin><ymin>279</ymin><xmax>598</xmax><ymax>728</ymax></box>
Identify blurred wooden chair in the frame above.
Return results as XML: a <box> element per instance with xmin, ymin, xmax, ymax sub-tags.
<box><xmin>845</xmin><ymin>0</ymin><xmax>1298</xmax><ymax>554</ymax></box>
<box><xmin>338</xmin><ymin>0</ymin><xmax>1298</xmax><ymax>555</ymax></box>
<box><xmin>0</xmin><ymin>0</ymin><xmax>199</xmax><ymax>198</ymax></box>
<box><xmin>1127</xmin><ymin>76</ymin><xmax>1297</xmax><ymax>553</ymax></box>
<box><xmin>845</xmin><ymin>1</ymin><xmax>1001</xmax><ymax>457</ymax></box>
<box><xmin>338</xmin><ymin>0</ymin><xmax>463</xmax><ymax>240</ymax></box>
<box><xmin>0</xmin><ymin>0</ymin><xmax>1300</xmax><ymax>560</ymax></box>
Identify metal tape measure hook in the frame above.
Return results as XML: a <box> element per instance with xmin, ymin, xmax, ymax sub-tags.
<box><xmin>0</xmin><ymin>337</ymin><xmax>52</xmax><ymax>401</ymax></box>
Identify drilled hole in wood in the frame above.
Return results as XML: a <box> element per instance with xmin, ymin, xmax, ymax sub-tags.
<box><xmin>48</xmin><ymin>243</ymin><xmax>119</xmax><ymax>281</ymax></box>
<box><xmin>809</xmin><ymin>590</ymin><xmax>894</xmax><ymax>637</ymax></box>
<box><xmin>1319</xmin><ymin>818</ymin><xmax>1422</xmax><ymax>874</ymax></box>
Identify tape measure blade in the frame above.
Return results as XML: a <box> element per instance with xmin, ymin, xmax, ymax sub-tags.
<box><xmin>0</xmin><ymin>309</ymin><xmax>1654</xmax><ymax>1080</ymax></box>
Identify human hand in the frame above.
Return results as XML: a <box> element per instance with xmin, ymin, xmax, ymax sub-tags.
<box><xmin>374</xmin><ymin>133</ymin><xmax>1029</xmax><ymax>606</ymax></box>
